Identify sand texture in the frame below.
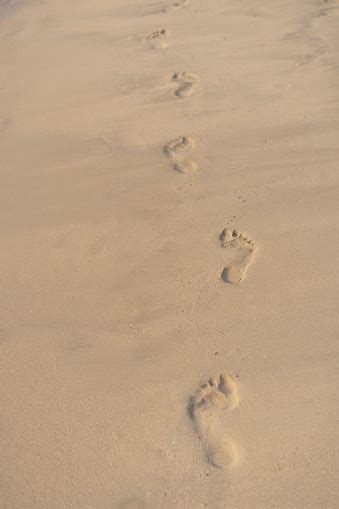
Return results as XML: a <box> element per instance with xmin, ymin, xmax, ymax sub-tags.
<box><xmin>0</xmin><ymin>0</ymin><xmax>338</xmax><ymax>507</ymax></box>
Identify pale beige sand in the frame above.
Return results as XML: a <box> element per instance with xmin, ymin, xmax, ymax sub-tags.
<box><xmin>0</xmin><ymin>0</ymin><xmax>338</xmax><ymax>507</ymax></box>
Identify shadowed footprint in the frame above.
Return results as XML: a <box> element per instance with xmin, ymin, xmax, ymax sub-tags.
<box><xmin>172</xmin><ymin>72</ymin><xmax>199</xmax><ymax>98</ymax></box>
<box><xmin>220</xmin><ymin>228</ymin><xmax>256</xmax><ymax>284</ymax></box>
<box><xmin>188</xmin><ymin>373</ymin><xmax>240</xmax><ymax>469</ymax></box>
<box><xmin>162</xmin><ymin>0</ymin><xmax>189</xmax><ymax>12</ymax></box>
<box><xmin>163</xmin><ymin>135</ymin><xmax>197</xmax><ymax>173</ymax></box>
<box><xmin>147</xmin><ymin>29</ymin><xmax>168</xmax><ymax>49</ymax></box>
<box><xmin>173</xmin><ymin>0</ymin><xmax>189</xmax><ymax>8</ymax></box>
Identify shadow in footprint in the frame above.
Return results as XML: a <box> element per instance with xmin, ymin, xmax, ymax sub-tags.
<box><xmin>172</xmin><ymin>72</ymin><xmax>199</xmax><ymax>98</ymax></box>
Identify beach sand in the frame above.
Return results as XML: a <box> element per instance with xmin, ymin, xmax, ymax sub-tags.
<box><xmin>0</xmin><ymin>0</ymin><xmax>338</xmax><ymax>507</ymax></box>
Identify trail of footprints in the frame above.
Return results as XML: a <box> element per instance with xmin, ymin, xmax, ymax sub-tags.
<box><xmin>143</xmin><ymin>0</ymin><xmax>258</xmax><ymax>471</ymax></box>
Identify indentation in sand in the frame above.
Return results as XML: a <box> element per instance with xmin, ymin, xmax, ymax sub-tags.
<box><xmin>163</xmin><ymin>136</ymin><xmax>197</xmax><ymax>173</ymax></box>
<box><xmin>172</xmin><ymin>72</ymin><xmax>199</xmax><ymax>98</ymax></box>
<box><xmin>220</xmin><ymin>228</ymin><xmax>256</xmax><ymax>284</ymax></box>
<box><xmin>173</xmin><ymin>0</ymin><xmax>189</xmax><ymax>8</ymax></box>
<box><xmin>162</xmin><ymin>0</ymin><xmax>189</xmax><ymax>13</ymax></box>
<box><xmin>188</xmin><ymin>373</ymin><xmax>240</xmax><ymax>469</ymax></box>
<box><xmin>147</xmin><ymin>29</ymin><xmax>169</xmax><ymax>49</ymax></box>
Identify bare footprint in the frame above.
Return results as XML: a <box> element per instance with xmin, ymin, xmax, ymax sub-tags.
<box><xmin>188</xmin><ymin>373</ymin><xmax>240</xmax><ymax>469</ymax></box>
<box><xmin>147</xmin><ymin>29</ymin><xmax>168</xmax><ymax>49</ymax></box>
<box><xmin>172</xmin><ymin>72</ymin><xmax>199</xmax><ymax>98</ymax></box>
<box><xmin>162</xmin><ymin>0</ymin><xmax>189</xmax><ymax>12</ymax></box>
<box><xmin>173</xmin><ymin>0</ymin><xmax>189</xmax><ymax>8</ymax></box>
<box><xmin>164</xmin><ymin>135</ymin><xmax>196</xmax><ymax>156</ymax></box>
<box><xmin>220</xmin><ymin>228</ymin><xmax>256</xmax><ymax>284</ymax></box>
<box><xmin>163</xmin><ymin>136</ymin><xmax>197</xmax><ymax>173</ymax></box>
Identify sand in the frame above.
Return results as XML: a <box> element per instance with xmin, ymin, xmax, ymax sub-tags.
<box><xmin>0</xmin><ymin>0</ymin><xmax>338</xmax><ymax>507</ymax></box>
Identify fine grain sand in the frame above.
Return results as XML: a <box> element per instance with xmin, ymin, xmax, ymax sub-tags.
<box><xmin>0</xmin><ymin>0</ymin><xmax>338</xmax><ymax>508</ymax></box>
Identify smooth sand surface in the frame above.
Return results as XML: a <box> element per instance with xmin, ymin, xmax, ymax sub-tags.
<box><xmin>1</xmin><ymin>1</ymin><xmax>338</xmax><ymax>507</ymax></box>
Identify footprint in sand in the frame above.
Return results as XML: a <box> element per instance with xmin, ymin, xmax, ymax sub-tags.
<box><xmin>162</xmin><ymin>0</ymin><xmax>189</xmax><ymax>13</ymax></box>
<box><xmin>172</xmin><ymin>72</ymin><xmax>199</xmax><ymax>98</ymax></box>
<box><xmin>220</xmin><ymin>227</ymin><xmax>256</xmax><ymax>285</ymax></box>
<box><xmin>188</xmin><ymin>373</ymin><xmax>240</xmax><ymax>469</ymax></box>
<box><xmin>163</xmin><ymin>135</ymin><xmax>197</xmax><ymax>173</ymax></box>
<box><xmin>173</xmin><ymin>0</ymin><xmax>189</xmax><ymax>8</ymax></box>
<box><xmin>147</xmin><ymin>29</ymin><xmax>169</xmax><ymax>49</ymax></box>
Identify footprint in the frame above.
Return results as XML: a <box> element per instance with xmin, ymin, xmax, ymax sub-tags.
<box><xmin>173</xmin><ymin>0</ymin><xmax>189</xmax><ymax>8</ymax></box>
<box><xmin>220</xmin><ymin>228</ymin><xmax>256</xmax><ymax>285</ymax></box>
<box><xmin>188</xmin><ymin>373</ymin><xmax>240</xmax><ymax>469</ymax></box>
<box><xmin>163</xmin><ymin>136</ymin><xmax>197</xmax><ymax>173</ymax></box>
<box><xmin>162</xmin><ymin>0</ymin><xmax>189</xmax><ymax>12</ymax></box>
<box><xmin>172</xmin><ymin>72</ymin><xmax>199</xmax><ymax>98</ymax></box>
<box><xmin>164</xmin><ymin>135</ymin><xmax>196</xmax><ymax>156</ymax></box>
<box><xmin>147</xmin><ymin>29</ymin><xmax>168</xmax><ymax>49</ymax></box>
